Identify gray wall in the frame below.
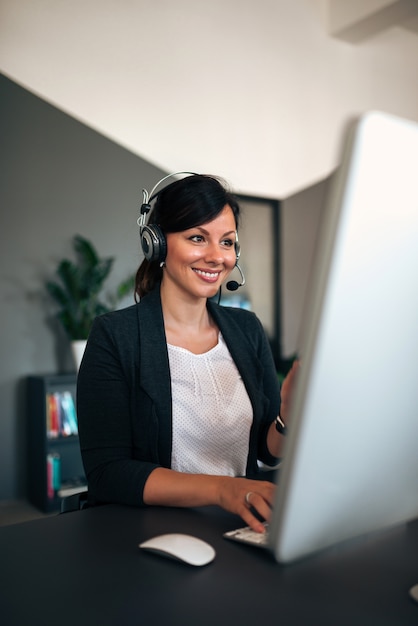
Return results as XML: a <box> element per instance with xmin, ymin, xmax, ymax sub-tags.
<box><xmin>0</xmin><ymin>74</ymin><xmax>165</xmax><ymax>499</ymax></box>
<box><xmin>281</xmin><ymin>178</ymin><xmax>330</xmax><ymax>357</ymax></box>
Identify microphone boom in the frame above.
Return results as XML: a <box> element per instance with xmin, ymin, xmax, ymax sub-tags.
<box><xmin>226</xmin><ymin>263</ymin><xmax>246</xmax><ymax>291</ymax></box>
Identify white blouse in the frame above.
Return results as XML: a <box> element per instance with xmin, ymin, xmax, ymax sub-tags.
<box><xmin>168</xmin><ymin>334</ymin><xmax>252</xmax><ymax>476</ymax></box>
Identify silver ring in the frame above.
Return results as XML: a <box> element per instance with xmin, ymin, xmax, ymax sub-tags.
<box><xmin>245</xmin><ymin>491</ymin><xmax>254</xmax><ymax>506</ymax></box>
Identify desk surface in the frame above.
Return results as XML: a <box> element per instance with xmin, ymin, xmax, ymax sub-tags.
<box><xmin>1</xmin><ymin>504</ymin><xmax>417</xmax><ymax>626</ymax></box>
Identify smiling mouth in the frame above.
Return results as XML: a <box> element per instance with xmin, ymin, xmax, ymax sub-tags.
<box><xmin>193</xmin><ymin>268</ymin><xmax>221</xmax><ymax>281</ymax></box>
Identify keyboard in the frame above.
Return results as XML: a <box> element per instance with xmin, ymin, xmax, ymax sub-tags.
<box><xmin>223</xmin><ymin>523</ymin><xmax>269</xmax><ymax>547</ymax></box>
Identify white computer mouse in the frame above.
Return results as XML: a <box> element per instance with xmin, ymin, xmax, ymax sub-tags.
<box><xmin>139</xmin><ymin>533</ymin><xmax>216</xmax><ymax>566</ymax></box>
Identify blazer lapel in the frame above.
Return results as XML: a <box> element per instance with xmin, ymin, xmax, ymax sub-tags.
<box><xmin>136</xmin><ymin>287</ymin><xmax>173</xmax><ymax>464</ymax></box>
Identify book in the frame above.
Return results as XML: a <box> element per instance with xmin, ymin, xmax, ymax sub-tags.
<box><xmin>46</xmin><ymin>390</ymin><xmax>78</xmax><ymax>438</ymax></box>
<box><xmin>60</xmin><ymin>391</ymin><xmax>78</xmax><ymax>435</ymax></box>
<box><xmin>58</xmin><ymin>484</ymin><xmax>87</xmax><ymax>498</ymax></box>
<box><xmin>46</xmin><ymin>394</ymin><xmax>59</xmax><ymax>438</ymax></box>
<box><xmin>46</xmin><ymin>453</ymin><xmax>61</xmax><ymax>498</ymax></box>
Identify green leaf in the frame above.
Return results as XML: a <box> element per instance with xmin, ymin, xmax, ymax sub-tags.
<box><xmin>45</xmin><ymin>234</ymin><xmax>134</xmax><ymax>340</ymax></box>
<box><xmin>73</xmin><ymin>234</ymin><xmax>100</xmax><ymax>269</ymax></box>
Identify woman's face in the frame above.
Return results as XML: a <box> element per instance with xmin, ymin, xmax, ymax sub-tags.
<box><xmin>163</xmin><ymin>204</ymin><xmax>238</xmax><ymax>300</ymax></box>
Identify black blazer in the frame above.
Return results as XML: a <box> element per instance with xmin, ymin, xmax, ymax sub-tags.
<box><xmin>77</xmin><ymin>287</ymin><xmax>281</xmax><ymax>506</ymax></box>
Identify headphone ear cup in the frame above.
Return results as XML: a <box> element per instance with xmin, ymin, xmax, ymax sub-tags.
<box><xmin>140</xmin><ymin>224</ymin><xmax>167</xmax><ymax>263</ymax></box>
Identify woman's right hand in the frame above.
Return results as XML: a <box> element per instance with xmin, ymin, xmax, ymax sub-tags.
<box><xmin>216</xmin><ymin>476</ymin><xmax>275</xmax><ymax>533</ymax></box>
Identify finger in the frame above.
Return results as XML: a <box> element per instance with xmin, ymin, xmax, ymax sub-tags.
<box><xmin>246</xmin><ymin>481</ymin><xmax>275</xmax><ymax>507</ymax></box>
<box><xmin>240</xmin><ymin>505</ymin><xmax>267</xmax><ymax>533</ymax></box>
<box><xmin>245</xmin><ymin>491</ymin><xmax>273</xmax><ymax>524</ymax></box>
<box><xmin>240</xmin><ymin>492</ymin><xmax>272</xmax><ymax>533</ymax></box>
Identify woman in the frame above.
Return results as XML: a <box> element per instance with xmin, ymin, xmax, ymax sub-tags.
<box><xmin>77</xmin><ymin>174</ymin><xmax>297</xmax><ymax>533</ymax></box>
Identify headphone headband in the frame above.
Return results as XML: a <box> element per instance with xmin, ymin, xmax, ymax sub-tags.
<box><xmin>147</xmin><ymin>171</ymin><xmax>198</xmax><ymax>205</ymax></box>
<box><xmin>138</xmin><ymin>171</ymin><xmax>199</xmax><ymax>227</ymax></box>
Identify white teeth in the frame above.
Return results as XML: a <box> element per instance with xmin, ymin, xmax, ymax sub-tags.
<box><xmin>194</xmin><ymin>269</ymin><xmax>219</xmax><ymax>278</ymax></box>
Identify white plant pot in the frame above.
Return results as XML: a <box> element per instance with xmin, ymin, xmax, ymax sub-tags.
<box><xmin>71</xmin><ymin>340</ymin><xmax>87</xmax><ymax>371</ymax></box>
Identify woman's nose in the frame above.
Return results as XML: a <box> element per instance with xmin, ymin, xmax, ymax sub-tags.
<box><xmin>204</xmin><ymin>242</ymin><xmax>224</xmax><ymax>263</ymax></box>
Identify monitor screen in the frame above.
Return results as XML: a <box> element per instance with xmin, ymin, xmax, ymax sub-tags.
<box><xmin>269</xmin><ymin>111</ymin><xmax>418</xmax><ymax>563</ymax></box>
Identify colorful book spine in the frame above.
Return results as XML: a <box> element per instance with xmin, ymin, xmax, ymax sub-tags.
<box><xmin>46</xmin><ymin>453</ymin><xmax>61</xmax><ymax>499</ymax></box>
<box><xmin>46</xmin><ymin>391</ymin><xmax>78</xmax><ymax>438</ymax></box>
<box><xmin>61</xmin><ymin>391</ymin><xmax>78</xmax><ymax>435</ymax></box>
<box><xmin>46</xmin><ymin>394</ymin><xmax>59</xmax><ymax>438</ymax></box>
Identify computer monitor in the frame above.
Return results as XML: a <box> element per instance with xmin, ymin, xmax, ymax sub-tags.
<box><xmin>268</xmin><ymin>110</ymin><xmax>418</xmax><ymax>563</ymax></box>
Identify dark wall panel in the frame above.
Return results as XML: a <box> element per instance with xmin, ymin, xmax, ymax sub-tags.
<box><xmin>0</xmin><ymin>73</ymin><xmax>165</xmax><ymax>499</ymax></box>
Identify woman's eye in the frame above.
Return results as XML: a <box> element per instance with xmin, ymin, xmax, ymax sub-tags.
<box><xmin>188</xmin><ymin>235</ymin><xmax>234</xmax><ymax>247</ymax></box>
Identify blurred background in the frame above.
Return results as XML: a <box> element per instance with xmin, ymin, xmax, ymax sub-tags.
<box><xmin>1</xmin><ymin>0</ymin><xmax>417</xmax><ymax>502</ymax></box>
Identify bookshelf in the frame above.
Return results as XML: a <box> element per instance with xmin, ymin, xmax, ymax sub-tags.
<box><xmin>27</xmin><ymin>374</ymin><xmax>87</xmax><ymax>512</ymax></box>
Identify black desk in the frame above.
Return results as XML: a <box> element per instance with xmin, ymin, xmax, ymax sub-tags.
<box><xmin>1</xmin><ymin>504</ymin><xmax>417</xmax><ymax>626</ymax></box>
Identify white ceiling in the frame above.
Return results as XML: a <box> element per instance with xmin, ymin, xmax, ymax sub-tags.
<box><xmin>1</xmin><ymin>0</ymin><xmax>418</xmax><ymax>197</ymax></box>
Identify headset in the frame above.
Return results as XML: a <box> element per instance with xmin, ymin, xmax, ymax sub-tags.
<box><xmin>137</xmin><ymin>171</ymin><xmax>245</xmax><ymax>290</ymax></box>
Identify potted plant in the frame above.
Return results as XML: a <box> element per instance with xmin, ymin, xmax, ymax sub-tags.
<box><xmin>46</xmin><ymin>234</ymin><xmax>135</xmax><ymax>369</ymax></box>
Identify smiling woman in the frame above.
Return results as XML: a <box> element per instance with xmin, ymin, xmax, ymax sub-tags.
<box><xmin>76</xmin><ymin>173</ymin><xmax>299</xmax><ymax>534</ymax></box>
